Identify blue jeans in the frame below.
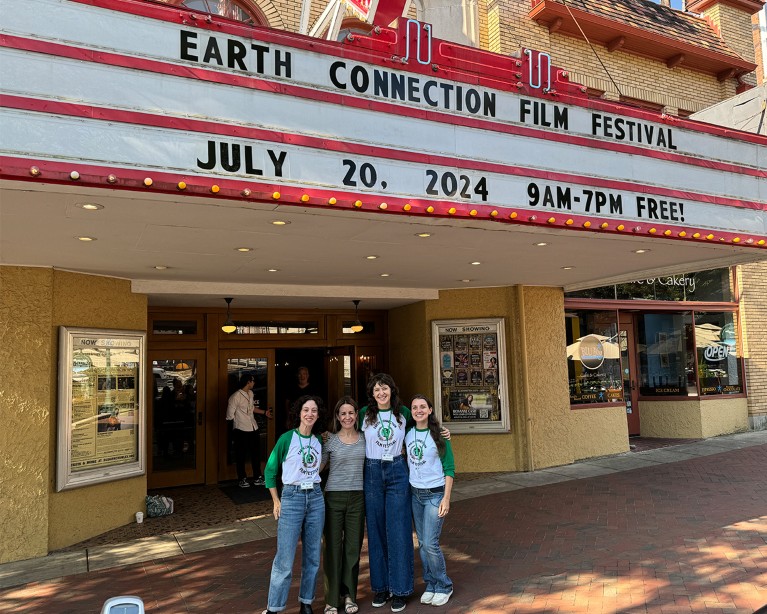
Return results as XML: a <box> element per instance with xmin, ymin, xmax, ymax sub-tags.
<box><xmin>364</xmin><ymin>456</ymin><xmax>414</xmax><ymax>597</ymax></box>
<box><xmin>411</xmin><ymin>487</ymin><xmax>452</xmax><ymax>595</ymax></box>
<box><xmin>267</xmin><ymin>484</ymin><xmax>325</xmax><ymax>612</ymax></box>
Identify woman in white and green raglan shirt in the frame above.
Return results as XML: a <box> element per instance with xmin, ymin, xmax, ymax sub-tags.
<box><xmin>405</xmin><ymin>394</ymin><xmax>455</xmax><ymax>608</ymax></box>
<box><xmin>262</xmin><ymin>395</ymin><xmax>325</xmax><ymax>614</ymax></box>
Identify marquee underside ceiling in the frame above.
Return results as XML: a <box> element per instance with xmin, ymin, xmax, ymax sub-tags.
<box><xmin>1</xmin><ymin>181</ymin><xmax>763</xmax><ymax>309</ymax></box>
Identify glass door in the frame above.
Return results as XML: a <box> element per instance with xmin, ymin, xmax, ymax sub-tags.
<box><xmin>148</xmin><ymin>350</ymin><xmax>206</xmax><ymax>488</ymax></box>
<box><xmin>218</xmin><ymin>350</ymin><xmax>275</xmax><ymax>482</ymax></box>
<box><xmin>618</xmin><ymin>314</ymin><xmax>641</xmax><ymax>436</ymax></box>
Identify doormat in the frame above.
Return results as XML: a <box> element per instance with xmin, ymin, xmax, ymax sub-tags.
<box><xmin>219</xmin><ymin>482</ymin><xmax>273</xmax><ymax>505</ymax></box>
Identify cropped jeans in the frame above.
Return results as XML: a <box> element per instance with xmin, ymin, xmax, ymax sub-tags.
<box><xmin>267</xmin><ymin>484</ymin><xmax>325</xmax><ymax>612</ymax></box>
<box><xmin>411</xmin><ymin>486</ymin><xmax>452</xmax><ymax>595</ymax></box>
<box><xmin>364</xmin><ymin>456</ymin><xmax>414</xmax><ymax>597</ymax></box>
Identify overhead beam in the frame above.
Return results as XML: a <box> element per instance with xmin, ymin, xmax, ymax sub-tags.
<box><xmin>717</xmin><ymin>67</ymin><xmax>737</xmax><ymax>82</ymax></box>
<box><xmin>548</xmin><ymin>17</ymin><xmax>563</xmax><ymax>34</ymax></box>
<box><xmin>606</xmin><ymin>36</ymin><xmax>625</xmax><ymax>52</ymax></box>
<box><xmin>666</xmin><ymin>53</ymin><xmax>685</xmax><ymax>69</ymax></box>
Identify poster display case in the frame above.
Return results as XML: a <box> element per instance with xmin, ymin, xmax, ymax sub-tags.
<box><xmin>57</xmin><ymin>327</ymin><xmax>146</xmax><ymax>491</ymax></box>
<box><xmin>432</xmin><ymin>318</ymin><xmax>510</xmax><ymax>433</ymax></box>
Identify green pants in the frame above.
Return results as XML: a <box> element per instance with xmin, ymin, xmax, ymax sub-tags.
<box><xmin>323</xmin><ymin>490</ymin><xmax>365</xmax><ymax>609</ymax></box>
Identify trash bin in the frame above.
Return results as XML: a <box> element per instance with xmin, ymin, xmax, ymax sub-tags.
<box><xmin>100</xmin><ymin>596</ymin><xmax>145</xmax><ymax>614</ymax></box>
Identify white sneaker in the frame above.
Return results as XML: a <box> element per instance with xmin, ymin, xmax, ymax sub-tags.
<box><xmin>238</xmin><ymin>479</ymin><xmax>251</xmax><ymax>488</ymax></box>
<box><xmin>431</xmin><ymin>590</ymin><xmax>453</xmax><ymax>607</ymax></box>
<box><xmin>253</xmin><ymin>476</ymin><xmax>266</xmax><ymax>486</ymax></box>
<box><xmin>420</xmin><ymin>592</ymin><xmax>435</xmax><ymax>604</ymax></box>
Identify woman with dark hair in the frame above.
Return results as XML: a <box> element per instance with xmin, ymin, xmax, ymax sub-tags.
<box><xmin>405</xmin><ymin>395</ymin><xmax>455</xmax><ymax>608</ymax></box>
<box><xmin>359</xmin><ymin>373</ymin><xmax>413</xmax><ymax>612</ymax></box>
<box><xmin>320</xmin><ymin>396</ymin><xmax>366</xmax><ymax>614</ymax></box>
<box><xmin>262</xmin><ymin>395</ymin><xmax>325</xmax><ymax>614</ymax></box>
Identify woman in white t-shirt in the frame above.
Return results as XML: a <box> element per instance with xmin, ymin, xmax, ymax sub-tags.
<box><xmin>262</xmin><ymin>395</ymin><xmax>325</xmax><ymax>614</ymax></box>
<box><xmin>405</xmin><ymin>394</ymin><xmax>455</xmax><ymax>608</ymax></box>
<box><xmin>359</xmin><ymin>373</ymin><xmax>413</xmax><ymax>612</ymax></box>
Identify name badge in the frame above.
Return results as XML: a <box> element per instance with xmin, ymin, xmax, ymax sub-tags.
<box><xmin>382</xmin><ymin>453</ymin><xmax>394</xmax><ymax>462</ymax></box>
<box><xmin>300</xmin><ymin>481</ymin><xmax>314</xmax><ymax>490</ymax></box>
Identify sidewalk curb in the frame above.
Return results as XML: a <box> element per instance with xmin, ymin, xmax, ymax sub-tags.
<box><xmin>2</xmin><ymin>430</ymin><xmax>765</xmax><ymax>590</ymax></box>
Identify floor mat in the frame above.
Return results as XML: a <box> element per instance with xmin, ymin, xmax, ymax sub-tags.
<box><xmin>629</xmin><ymin>437</ymin><xmax>701</xmax><ymax>452</ymax></box>
<box><xmin>219</xmin><ymin>483</ymin><xmax>273</xmax><ymax>504</ymax></box>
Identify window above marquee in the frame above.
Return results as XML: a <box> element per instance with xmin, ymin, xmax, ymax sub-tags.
<box><xmin>173</xmin><ymin>0</ymin><xmax>266</xmax><ymax>26</ymax></box>
<box><xmin>528</xmin><ymin>0</ymin><xmax>756</xmax><ymax>80</ymax></box>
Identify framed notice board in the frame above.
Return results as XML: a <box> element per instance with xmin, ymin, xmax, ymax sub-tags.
<box><xmin>431</xmin><ymin>318</ymin><xmax>510</xmax><ymax>434</ymax></box>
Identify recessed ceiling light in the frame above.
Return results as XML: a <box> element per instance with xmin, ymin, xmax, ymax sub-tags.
<box><xmin>271</xmin><ymin>220</ymin><xmax>290</xmax><ymax>226</ymax></box>
<box><xmin>365</xmin><ymin>255</ymin><xmax>379</xmax><ymax>260</ymax></box>
<box><xmin>75</xmin><ymin>236</ymin><xmax>96</xmax><ymax>242</ymax></box>
<box><xmin>535</xmin><ymin>242</ymin><xmax>548</xmax><ymax>247</ymax></box>
<box><xmin>235</xmin><ymin>247</ymin><xmax>253</xmax><ymax>252</ymax></box>
<box><xmin>416</xmin><ymin>233</ymin><xmax>431</xmax><ymax>238</ymax></box>
<box><xmin>267</xmin><ymin>268</ymin><xmax>279</xmax><ymax>272</ymax></box>
<box><xmin>634</xmin><ymin>249</ymin><xmax>650</xmax><ymax>254</ymax></box>
<box><xmin>460</xmin><ymin>279</ymin><xmax>472</xmax><ymax>283</ymax></box>
<box><xmin>470</xmin><ymin>261</ymin><xmax>481</xmax><ymax>266</ymax></box>
<box><xmin>380</xmin><ymin>273</ymin><xmax>390</xmax><ymax>277</ymax></box>
<box><xmin>561</xmin><ymin>266</ymin><xmax>574</xmax><ymax>270</ymax></box>
<box><xmin>76</xmin><ymin>203</ymin><xmax>103</xmax><ymax>211</ymax></box>
<box><xmin>153</xmin><ymin>265</ymin><xmax>169</xmax><ymax>270</ymax></box>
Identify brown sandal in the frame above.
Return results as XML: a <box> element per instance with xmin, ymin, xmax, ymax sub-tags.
<box><xmin>343</xmin><ymin>597</ymin><xmax>359</xmax><ymax>614</ymax></box>
<box><xmin>324</xmin><ymin>606</ymin><xmax>338</xmax><ymax>614</ymax></box>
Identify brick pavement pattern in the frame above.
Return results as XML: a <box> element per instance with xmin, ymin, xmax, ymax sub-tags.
<box><xmin>2</xmin><ymin>444</ymin><xmax>766</xmax><ymax>613</ymax></box>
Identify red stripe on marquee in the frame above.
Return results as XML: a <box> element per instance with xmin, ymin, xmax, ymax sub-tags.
<box><xmin>1</xmin><ymin>93</ymin><xmax>760</xmax><ymax>211</ymax></box>
<box><xmin>0</xmin><ymin>33</ymin><xmax>763</xmax><ymax>183</ymax></box>
<box><xmin>1</xmin><ymin>155</ymin><xmax>763</xmax><ymax>247</ymax></box>
<box><xmin>62</xmin><ymin>0</ymin><xmax>767</xmax><ymax>146</ymax></box>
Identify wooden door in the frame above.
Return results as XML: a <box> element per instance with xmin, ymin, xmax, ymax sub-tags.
<box><xmin>218</xmin><ymin>349</ymin><xmax>276</xmax><ymax>482</ymax></box>
<box><xmin>619</xmin><ymin>313</ymin><xmax>641</xmax><ymax>436</ymax></box>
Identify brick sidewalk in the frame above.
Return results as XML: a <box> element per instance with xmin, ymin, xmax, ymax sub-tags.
<box><xmin>2</xmin><ymin>443</ymin><xmax>766</xmax><ymax>613</ymax></box>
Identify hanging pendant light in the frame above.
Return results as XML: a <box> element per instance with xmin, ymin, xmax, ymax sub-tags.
<box><xmin>221</xmin><ymin>297</ymin><xmax>237</xmax><ymax>334</ymax></box>
<box><xmin>351</xmin><ymin>300</ymin><xmax>364</xmax><ymax>333</ymax></box>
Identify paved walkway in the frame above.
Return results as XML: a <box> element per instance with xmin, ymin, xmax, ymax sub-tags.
<box><xmin>2</xmin><ymin>431</ymin><xmax>766</xmax><ymax>613</ymax></box>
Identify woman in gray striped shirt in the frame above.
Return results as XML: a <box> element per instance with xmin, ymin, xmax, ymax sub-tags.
<box><xmin>321</xmin><ymin>396</ymin><xmax>366</xmax><ymax>614</ymax></box>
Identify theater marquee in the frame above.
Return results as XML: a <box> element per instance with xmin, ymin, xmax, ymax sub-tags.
<box><xmin>0</xmin><ymin>0</ymin><xmax>764</xmax><ymax>245</ymax></box>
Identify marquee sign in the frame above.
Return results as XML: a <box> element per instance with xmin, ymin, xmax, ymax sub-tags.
<box><xmin>0</xmin><ymin>0</ymin><xmax>765</xmax><ymax>245</ymax></box>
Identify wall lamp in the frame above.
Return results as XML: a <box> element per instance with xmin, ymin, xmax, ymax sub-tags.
<box><xmin>222</xmin><ymin>297</ymin><xmax>237</xmax><ymax>334</ymax></box>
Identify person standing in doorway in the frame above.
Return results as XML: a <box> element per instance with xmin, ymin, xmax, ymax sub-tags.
<box><xmin>284</xmin><ymin>366</ymin><xmax>320</xmax><ymax>431</ymax></box>
<box><xmin>227</xmin><ymin>374</ymin><xmax>272</xmax><ymax>488</ymax></box>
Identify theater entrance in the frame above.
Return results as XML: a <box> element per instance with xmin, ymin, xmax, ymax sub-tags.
<box><xmin>147</xmin><ymin>306</ymin><xmax>386</xmax><ymax>488</ymax></box>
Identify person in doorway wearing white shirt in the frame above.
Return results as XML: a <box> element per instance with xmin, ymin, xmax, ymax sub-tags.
<box><xmin>227</xmin><ymin>373</ymin><xmax>272</xmax><ymax>488</ymax></box>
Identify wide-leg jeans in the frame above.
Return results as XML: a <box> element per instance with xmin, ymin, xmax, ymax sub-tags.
<box><xmin>364</xmin><ymin>456</ymin><xmax>414</xmax><ymax>597</ymax></box>
<box><xmin>411</xmin><ymin>487</ymin><xmax>452</xmax><ymax>595</ymax></box>
<box><xmin>323</xmin><ymin>490</ymin><xmax>365</xmax><ymax>609</ymax></box>
<box><xmin>267</xmin><ymin>484</ymin><xmax>325</xmax><ymax>612</ymax></box>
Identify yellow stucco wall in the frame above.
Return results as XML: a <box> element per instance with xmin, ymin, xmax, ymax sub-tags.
<box><xmin>47</xmin><ymin>270</ymin><xmax>148</xmax><ymax>551</ymax></box>
<box><xmin>388</xmin><ymin>286</ymin><xmax>629</xmax><ymax>473</ymax></box>
<box><xmin>700</xmin><ymin>397</ymin><xmax>749</xmax><ymax>438</ymax></box>
<box><xmin>569</xmin><ymin>406</ymin><xmax>629</xmax><ymax>461</ymax></box>
<box><xmin>0</xmin><ymin>266</ymin><xmax>148</xmax><ymax>561</ymax></box>
<box><xmin>640</xmin><ymin>400</ymin><xmax>704</xmax><ymax>438</ymax></box>
<box><xmin>0</xmin><ymin>267</ymin><xmax>54</xmax><ymax>563</ymax></box>
<box><xmin>639</xmin><ymin>397</ymin><xmax>748</xmax><ymax>439</ymax></box>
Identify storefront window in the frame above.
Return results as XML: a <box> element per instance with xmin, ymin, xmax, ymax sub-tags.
<box><xmin>637</xmin><ymin>313</ymin><xmax>697</xmax><ymax>396</ymax></box>
<box><xmin>565</xmin><ymin>310</ymin><xmax>623</xmax><ymax>405</ymax></box>
<box><xmin>566</xmin><ymin>268</ymin><xmax>734</xmax><ymax>302</ymax></box>
<box><xmin>695</xmin><ymin>312</ymin><xmax>743</xmax><ymax>395</ymax></box>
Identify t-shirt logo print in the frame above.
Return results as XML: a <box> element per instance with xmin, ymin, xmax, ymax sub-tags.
<box><xmin>379</xmin><ymin>425</ymin><xmax>391</xmax><ymax>441</ymax></box>
<box><xmin>301</xmin><ymin>448</ymin><xmax>318</xmax><ymax>468</ymax></box>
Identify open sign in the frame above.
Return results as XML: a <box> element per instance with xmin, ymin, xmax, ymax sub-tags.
<box><xmin>704</xmin><ymin>344</ymin><xmax>730</xmax><ymax>361</ymax></box>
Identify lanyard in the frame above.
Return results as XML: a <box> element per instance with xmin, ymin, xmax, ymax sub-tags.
<box><xmin>297</xmin><ymin>431</ymin><xmax>315</xmax><ymax>465</ymax></box>
<box><xmin>379</xmin><ymin>410</ymin><xmax>394</xmax><ymax>440</ymax></box>
<box><xmin>414</xmin><ymin>429</ymin><xmax>429</xmax><ymax>460</ymax></box>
